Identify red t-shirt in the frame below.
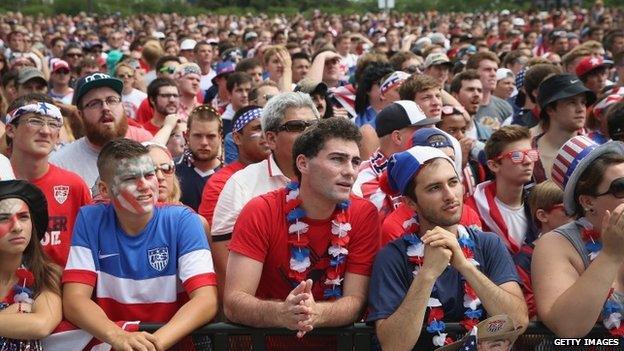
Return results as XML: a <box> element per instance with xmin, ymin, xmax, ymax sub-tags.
<box><xmin>136</xmin><ymin>98</ymin><xmax>154</xmax><ymax>124</ymax></box>
<box><xmin>229</xmin><ymin>187</ymin><xmax>380</xmax><ymax>301</ymax></box>
<box><xmin>31</xmin><ymin>164</ymin><xmax>92</xmax><ymax>266</ymax></box>
<box><xmin>198</xmin><ymin>161</ymin><xmax>245</xmax><ymax>226</ymax></box>
<box><xmin>141</xmin><ymin>120</ymin><xmax>161</xmax><ymax>136</ymax></box>
<box><xmin>380</xmin><ymin>202</ymin><xmax>483</xmax><ymax>247</ymax></box>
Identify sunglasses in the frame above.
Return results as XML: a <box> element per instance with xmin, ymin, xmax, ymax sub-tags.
<box><xmin>492</xmin><ymin>149</ymin><xmax>539</xmax><ymax>164</ymax></box>
<box><xmin>594</xmin><ymin>177</ymin><xmax>624</xmax><ymax>198</ymax></box>
<box><xmin>159</xmin><ymin>66</ymin><xmax>176</xmax><ymax>74</ymax></box>
<box><xmin>276</xmin><ymin>119</ymin><xmax>318</xmax><ymax>133</ymax></box>
<box><xmin>154</xmin><ymin>163</ymin><xmax>175</xmax><ymax>175</ymax></box>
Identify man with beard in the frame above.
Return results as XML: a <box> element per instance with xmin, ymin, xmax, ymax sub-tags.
<box><xmin>50</xmin><ymin>72</ymin><xmax>151</xmax><ymax>189</ymax></box>
<box><xmin>367</xmin><ymin>146</ymin><xmax>528</xmax><ymax>350</ymax></box>
<box><xmin>175</xmin><ymin>104</ymin><xmax>223</xmax><ymax>211</ymax></box>
<box><xmin>142</xmin><ymin>78</ymin><xmax>180</xmax><ymax>135</ymax></box>
<box><xmin>450</xmin><ymin>70</ymin><xmax>491</xmax><ymax>165</ymax></box>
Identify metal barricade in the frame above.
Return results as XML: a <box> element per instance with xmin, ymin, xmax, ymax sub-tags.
<box><xmin>139</xmin><ymin>322</ymin><xmax>619</xmax><ymax>351</ymax></box>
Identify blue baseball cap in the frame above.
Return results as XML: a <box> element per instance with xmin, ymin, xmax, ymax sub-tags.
<box><xmin>410</xmin><ymin>128</ymin><xmax>454</xmax><ymax>149</ymax></box>
<box><xmin>387</xmin><ymin>146</ymin><xmax>456</xmax><ymax>195</ymax></box>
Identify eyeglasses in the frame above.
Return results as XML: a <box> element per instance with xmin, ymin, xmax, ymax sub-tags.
<box><xmin>594</xmin><ymin>177</ymin><xmax>624</xmax><ymax>198</ymax></box>
<box><xmin>83</xmin><ymin>96</ymin><xmax>122</xmax><ymax>110</ymax></box>
<box><xmin>66</xmin><ymin>52</ymin><xmax>83</xmax><ymax>58</ymax></box>
<box><xmin>54</xmin><ymin>70</ymin><xmax>70</xmax><ymax>75</ymax></box>
<box><xmin>159</xmin><ymin>66</ymin><xmax>176</xmax><ymax>74</ymax></box>
<box><xmin>157</xmin><ymin>93</ymin><xmax>179</xmax><ymax>99</ymax></box>
<box><xmin>276</xmin><ymin>119</ymin><xmax>318</xmax><ymax>133</ymax></box>
<box><xmin>492</xmin><ymin>149</ymin><xmax>539</xmax><ymax>164</ymax></box>
<box><xmin>117</xmin><ymin>73</ymin><xmax>134</xmax><ymax>79</ymax></box>
<box><xmin>154</xmin><ymin>163</ymin><xmax>175</xmax><ymax>175</ymax></box>
<box><xmin>23</xmin><ymin>117</ymin><xmax>63</xmax><ymax>131</ymax></box>
<box><xmin>441</xmin><ymin>105</ymin><xmax>464</xmax><ymax>116</ymax></box>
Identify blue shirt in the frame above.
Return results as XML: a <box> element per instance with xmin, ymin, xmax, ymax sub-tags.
<box><xmin>224</xmin><ymin>132</ymin><xmax>238</xmax><ymax>164</ymax></box>
<box><xmin>175</xmin><ymin>162</ymin><xmax>220</xmax><ymax>211</ymax></box>
<box><xmin>354</xmin><ymin>106</ymin><xmax>377</xmax><ymax>128</ymax></box>
<box><xmin>367</xmin><ymin>227</ymin><xmax>519</xmax><ymax>350</ymax></box>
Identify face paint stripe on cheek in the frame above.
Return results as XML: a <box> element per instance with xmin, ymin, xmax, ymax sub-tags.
<box><xmin>118</xmin><ymin>189</ymin><xmax>150</xmax><ymax>214</ymax></box>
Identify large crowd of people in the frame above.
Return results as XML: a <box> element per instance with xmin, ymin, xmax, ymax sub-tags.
<box><xmin>1</xmin><ymin>4</ymin><xmax>624</xmax><ymax>350</ymax></box>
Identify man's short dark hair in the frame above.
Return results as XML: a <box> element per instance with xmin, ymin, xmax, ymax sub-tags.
<box><xmin>226</xmin><ymin>72</ymin><xmax>253</xmax><ymax>93</ymax></box>
<box><xmin>147</xmin><ymin>78</ymin><xmax>178</xmax><ymax>107</ymax></box>
<box><xmin>465</xmin><ymin>51</ymin><xmax>500</xmax><ymax>70</ymax></box>
<box><xmin>235</xmin><ymin>58</ymin><xmax>262</xmax><ymax>72</ymax></box>
<box><xmin>291</xmin><ymin>52</ymin><xmax>310</xmax><ymax>63</ymax></box>
<box><xmin>292</xmin><ymin>118</ymin><xmax>362</xmax><ymax>180</ymax></box>
<box><xmin>97</xmin><ymin>138</ymin><xmax>149</xmax><ymax>182</ymax></box>
<box><xmin>449</xmin><ymin>69</ymin><xmax>481</xmax><ymax>94</ymax></box>
<box><xmin>155</xmin><ymin>55</ymin><xmax>181</xmax><ymax>73</ymax></box>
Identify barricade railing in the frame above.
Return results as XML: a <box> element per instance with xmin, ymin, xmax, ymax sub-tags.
<box><xmin>139</xmin><ymin>322</ymin><xmax>617</xmax><ymax>351</ymax></box>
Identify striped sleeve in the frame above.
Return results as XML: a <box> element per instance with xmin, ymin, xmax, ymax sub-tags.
<box><xmin>177</xmin><ymin>208</ymin><xmax>217</xmax><ymax>292</ymax></box>
<box><xmin>62</xmin><ymin>209</ymin><xmax>98</xmax><ymax>286</ymax></box>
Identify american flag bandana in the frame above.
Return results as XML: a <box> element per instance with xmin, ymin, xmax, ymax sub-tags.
<box><xmin>233</xmin><ymin>108</ymin><xmax>262</xmax><ymax>132</ymax></box>
<box><xmin>7</xmin><ymin>102</ymin><xmax>63</xmax><ymax>125</ymax></box>
<box><xmin>379</xmin><ymin>71</ymin><xmax>411</xmax><ymax>96</ymax></box>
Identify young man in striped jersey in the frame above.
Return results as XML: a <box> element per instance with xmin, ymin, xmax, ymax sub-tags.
<box><xmin>62</xmin><ymin>138</ymin><xmax>217</xmax><ymax>350</ymax></box>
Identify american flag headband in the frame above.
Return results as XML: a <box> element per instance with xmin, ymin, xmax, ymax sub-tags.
<box><xmin>380</xmin><ymin>74</ymin><xmax>407</xmax><ymax>95</ymax></box>
<box><xmin>178</xmin><ymin>65</ymin><xmax>201</xmax><ymax>76</ymax></box>
<box><xmin>233</xmin><ymin>108</ymin><xmax>263</xmax><ymax>132</ymax></box>
<box><xmin>7</xmin><ymin>102</ymin><xmax>63</xmax><ymax>125</ymax></box>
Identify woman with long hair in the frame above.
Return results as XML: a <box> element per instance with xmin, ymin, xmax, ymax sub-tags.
<box><xmin>0</xmin><ymin>180</ymin><xmax>62</xmax><ymax>350</ymax></box>
<box><xmin>144</xmin><ymin>142</ymin><xmax>182</xmax><ymax>204</ymax></box>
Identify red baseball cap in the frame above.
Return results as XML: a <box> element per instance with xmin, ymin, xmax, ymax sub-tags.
<box><xmin>575</xmin><ymin>56</ymin><xmax>613</xmax><ymax>78</ymax></box>
<box><xmin>51</xmin><ymin>59</ymin><xmax>70</xmax><ymax>73</ymax></box>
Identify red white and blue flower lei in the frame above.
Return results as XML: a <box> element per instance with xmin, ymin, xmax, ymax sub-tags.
<box><xmin>284</xmin><ymin>181</ymin><xmax>351</xmax><ymax>300</ymax></box>
<box><xmin>577</xmin><ymin>218</ymin><xmax>624</xmax><ymax>337</ymax></box>
<box><xmin>402</xmin><ymin>217</ymin><xmax>482</xmax><ymax>346</ymax></box>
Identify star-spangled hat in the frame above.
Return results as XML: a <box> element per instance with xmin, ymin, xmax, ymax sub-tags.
<box><xmin>233</xmin><ymin>107</ymin><xmax>263</xmax><ymax>132</ymax></box>
<box><xmin>379</xmin><ymin>71</ymin><xmax>410</xmax><ymax>95</ymax></box>
<box><xmin>435</xmin><ymin>315</ymin><xmax>524</xmax><ymax>351</ymax></box>
<box><xmin>386</xmin><ymin>146</ymin><xmax>455</xmax><ymax>195</ymax></box>
<box><xmin>551</xmin><ymin>136</ymin><xmax>624</xmax><ymax>215</ymax></box>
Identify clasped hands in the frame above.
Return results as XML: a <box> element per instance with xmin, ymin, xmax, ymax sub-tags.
<box><xmin>280</xmin><ymin>279</ymin><xmax>320</xmax><ymax>338</ymax></box>
<box><xmin>420</xmin><ymin>226</ymin><xmax>471</xmax><ymax>277</ymax></box>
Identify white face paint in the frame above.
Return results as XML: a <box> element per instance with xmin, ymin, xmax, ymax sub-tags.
<box><xmin>109</xmin><ymin>155</ymin><xmax>159</xmax><ymax>214</ymax></box>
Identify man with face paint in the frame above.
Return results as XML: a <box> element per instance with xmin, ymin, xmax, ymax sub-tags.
<box><xmin>4</xmin><ymin>93</ymin><xmax>91</xmax><ymax>267</ymax></box>
<box><xmin>62</xmin><ymin>138</ymin><xmax>218</xmax><ymax>351</ymax></box>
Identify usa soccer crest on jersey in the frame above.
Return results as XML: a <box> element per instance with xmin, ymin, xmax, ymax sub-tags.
<box><xmin>148</xmin><ymin>247</ymin><xmax>169</xmax><ymax>271</ymax></box>
<box><xmin>53</xmin><ymin>185</ymin><xmax>69</xmax><ymax>204</ymax></box>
